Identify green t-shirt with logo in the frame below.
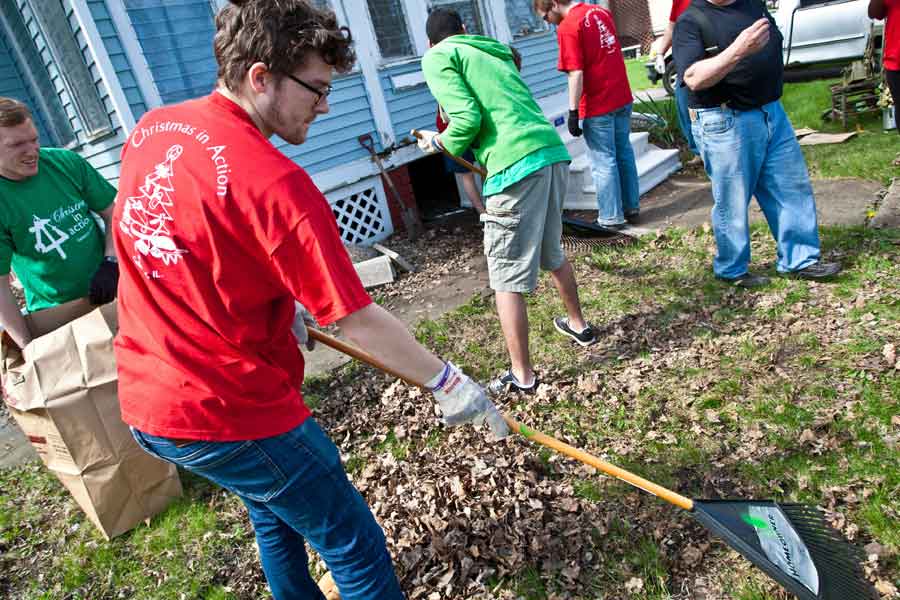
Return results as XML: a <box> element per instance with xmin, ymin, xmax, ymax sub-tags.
<box><xmin>0</xmin><ymin>148</ymin><xmax>115</xmax><ymax>311</ymax></box>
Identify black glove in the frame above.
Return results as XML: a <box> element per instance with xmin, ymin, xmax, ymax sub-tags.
<box><xmin>89</xmin><ymin>259</ymin><xmax>119</xmax><ymax>305</ymax></box>
<box><xmin>567</xmin><ymin>109</ymin><xmax>583</xmax><ymax>137</ymax></box>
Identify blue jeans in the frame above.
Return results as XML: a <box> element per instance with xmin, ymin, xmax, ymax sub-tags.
<box><xmin>674</xmin><ymin>76</ymin><xmax>698</xmax><ymax>155</ymax></box>
<box><xmin>583</xmin><ymin>103</ymin><xmax>640</xmax><ymax>226</ymax></box>
<box><xmin>691</xmin><ymin>100</ymin><xmax>821</xmax><ymax>279</ymax></box>
<box><xmin>131</xmin><ymin>420</ymin><xmax>404</xmax><ymax>600</ymax></box>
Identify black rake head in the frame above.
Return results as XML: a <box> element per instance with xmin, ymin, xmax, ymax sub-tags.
<box><xmin>692</xmin><ymin>500</ymin><xmax>877</xmax><ymax>600</ymax></box>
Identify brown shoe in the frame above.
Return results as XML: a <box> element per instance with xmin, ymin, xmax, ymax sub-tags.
<box><xmin>317</xmin><ymin>572</ymin><xmax>341</xmax><ymax>600</ymax></box>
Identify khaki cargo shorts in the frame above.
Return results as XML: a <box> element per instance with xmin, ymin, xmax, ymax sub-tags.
<box><xmin>480</xmin><ymin>161</ymin><xmax>568</xmax><ymax>293</ymax></box>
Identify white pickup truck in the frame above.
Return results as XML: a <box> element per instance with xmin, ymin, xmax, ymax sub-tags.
<box><xmin>648</xmin><ymin>0</ymin><xmax>875</xmax><ymax>95</ymax></box>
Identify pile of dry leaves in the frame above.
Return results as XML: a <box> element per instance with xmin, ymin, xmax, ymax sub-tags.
<box><xmin>312</xmin><ymin>371</ymin><xmax>741</xmax><ymax>600</ymax></box>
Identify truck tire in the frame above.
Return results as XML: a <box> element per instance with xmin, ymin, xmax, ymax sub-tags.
<box><xmin>663</xmin><ymin>60</ymin><xmax>677</xmax><ymax>96</ymax></box>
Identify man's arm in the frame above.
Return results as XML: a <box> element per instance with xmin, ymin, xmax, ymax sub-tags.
<box><xmin>98</xmin><ymin>204</ymin><xmax>116</xmax><ymax>258</ymax></box>
<box><xmin>868</xmin><ymin>0</ymin><xmax>886</xmax><ymax>19</ymax></box>
<box><xmin>656</xmin><ymin>21</ymin><xmax>676</xmax><ymax>56</ymax></box>
<box><xmin>0</xmin><ymin>275</ymin><xmax>31</xmax><ymax>348</ymax></box>
<box><xmin>567</xmin><ymin>70</ymin><xmax>584</xmax><ymax>112</ymax></box>
<box><xmin>683</xmin><ymin>18</ymin><xmax>771</xmax><ymax>91</ymax></box>
<box><xmin>422</xmin><ymin>50</ymin><xmax>481</xmax><ymax>156</ymax></box>
<box><xmin>337</xmin><ymin>303</ymin><xmax>444</xmax><ymax>384</ymax></box>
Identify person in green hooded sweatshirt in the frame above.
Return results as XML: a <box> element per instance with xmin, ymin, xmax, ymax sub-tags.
<box><xmin>419</xmin><ymin>8</ymin><xmax>598</xmax><ymax>394</ymax></box>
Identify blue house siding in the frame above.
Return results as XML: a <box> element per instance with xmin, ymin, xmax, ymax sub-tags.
<box><xmin>277</xmin><ymin>72</ymin><xmax>379</xmax><ymax>175</ymax></box>
<box><xmin>0</xmin><ymin>20</ymin><xmax>53</xmax><ymax>144</ymax></box>
<box><xmin>16</xmin><ymin>0</ymin><xmax>129</xmax><ymax>182</ymax></box>
<box><xmin>123</xmin><ymin>0</ymin><xmax>217</xmax><ymax>105</ymax></box>
<box><xmin>379</xmin><ymin>60</ymin><xmax>436</xmax><ymax>146</ymax></box>
<box><xmin>90</xmin><ymin>0</ymin><xmax>147</xmax><ymax>121</ymax></box>
<box><xmin>512</xmin><ymin>32</ymin><xmax>566</xmax><ymax>100</ymax></box>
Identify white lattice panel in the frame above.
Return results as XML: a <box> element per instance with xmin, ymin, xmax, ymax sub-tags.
<box><xmin>324</xmin><ymin>177</ymin><xmax>394</xmax><ymax>246</ymax></box>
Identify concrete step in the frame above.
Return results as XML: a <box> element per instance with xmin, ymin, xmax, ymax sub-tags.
<box><xmin>564</xmin><ymin>131</ymin><xmax>651</xmax><ymax>164</ymax></box>
<box><xmin>567</xmin><ymin>147</ymin><xmax>681</xmax><ymax>211</ymax></box>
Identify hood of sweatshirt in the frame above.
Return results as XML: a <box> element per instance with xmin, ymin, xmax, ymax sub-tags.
<box><xmin>438</xmin><ymin>34</ymin><xmax>514</xmax><ymax>61</ymax></box>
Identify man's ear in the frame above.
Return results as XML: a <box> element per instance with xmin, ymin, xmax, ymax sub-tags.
<box><xmin>247</xmin><ymin>62</ymin><xmax>270</xmax><ymax>94</ymax></box>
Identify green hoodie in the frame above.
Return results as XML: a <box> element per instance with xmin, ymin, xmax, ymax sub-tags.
<box><xmin>422</xmin><ymin>35</ymin><xmax>568</xmax><ymax>179</ymax></box>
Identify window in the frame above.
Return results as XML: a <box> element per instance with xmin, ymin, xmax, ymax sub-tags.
<box><xmin>0</xmin><ymin>3</ymin><xmax>74</xmax><ymax>146</ymax></box>
<box><xmin>505</xmin><ymin>0</ymin><xmax>548</xmax><ymax>39</ymax></box>
<box><xmin>429</xmin><ymin>0</ymin><xmax>485</xmax><ymax>35</ymax></box>
<box><xmin>366</xmin><ymin>0</ymin><xmax>414</xmax><ymax>60</ymax></box>
<box><xmin>28</xmin><ymin>0</ymin><xmax>113</xmax><ymax>140</ymax></box>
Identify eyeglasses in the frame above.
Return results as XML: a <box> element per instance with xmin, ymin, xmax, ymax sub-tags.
<box><xmin>284</xmin><ymin>74</ymin><xmax>333</xmax><ymax>106</ymax></box>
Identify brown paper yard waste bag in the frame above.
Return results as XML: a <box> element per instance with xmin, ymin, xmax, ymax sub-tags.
<box><xmin>1</xmin><ymin>299</ymin><xmax>182</xmax><ymax>539</ymax></box>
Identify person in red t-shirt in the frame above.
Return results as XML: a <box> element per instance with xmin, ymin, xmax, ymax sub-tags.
<box><xmin>650</xmin><ymin>0</ymin><xmax>698</xmax><ymax>156</ymax></box>
<box><xmin>113</xmin><ymin>1</ymin><xmax>508</xmax><ymax>598</ymax></box>
<box><xmin>870</xmin><ymin>0</ymin><xmax>900</xmax><ymax>140</ymax></box>
<box><xmin>535</xmin><ymin>0</ymin><xmax>640</xmax><ymax>229</ymax></box>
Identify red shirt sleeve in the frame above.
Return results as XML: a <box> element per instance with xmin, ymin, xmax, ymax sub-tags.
<box><xmin>436</xmin><ymin>109</ymin><xmax>448</xmax><ymax>133</ymax></box>
<box><xmin>556</xmin><ymin>23</ymin><xmax>583</xmax><ymax>72</ymax></box>
<box><xmin>265</xmin><ymin>175</ymin><xmax>372</xmax><ymax>327</ymax></box>
<box><xmin>670</xmin><ymin>0</ymin><xmax>692</xmax><ymax>22</ymax></box>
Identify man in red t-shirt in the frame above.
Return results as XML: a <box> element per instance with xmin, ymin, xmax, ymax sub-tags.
<box><xmin>535</xmin><ymin>0</ymin><xmax>640</xmax><ymax>228</ymax></box>
<box><xmin>650</xmin><ymin>0</ymin><xmax>698</xmax><ymax>155</ymax></box>
<box><xmin>870</xmin><ymin>0</ymin><xmax>900</xmax><ymax>139</ymax></box>
<box><xmin>113</xmin><ymin>2</ymin><xmax>507</xmax><ymax>598</ymax></box>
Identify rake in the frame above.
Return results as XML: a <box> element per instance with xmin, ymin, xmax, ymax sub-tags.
<box><xmin>307</xmin><ymin>327</ymin><xmax>878</xmax><ymax>600</ymax></box>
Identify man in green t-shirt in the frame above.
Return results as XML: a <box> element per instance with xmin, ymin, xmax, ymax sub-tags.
<box><xmin>419</xmin><ymin>9</ymin><xmax>597</xmax><ymax>395</ymax></box>
<box><xmin>0</xmin><ymin>98</ymin><xmax>118</xmax><ymax>349</ymax></box>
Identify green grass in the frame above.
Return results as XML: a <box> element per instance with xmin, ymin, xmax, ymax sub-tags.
<box><xmin>2</xmin><ymin>225</ymin><xmax>898</xmax><ymax>599</ymax></box>
<box><xmin>625</xmin><ymin>57</ymin><xmax>656</xmax><ymax>91</ymax></box>
<box><xmin>781</xmin><ymin>78</ymin><xmax>898</xmax><ymax>184</ymax></box>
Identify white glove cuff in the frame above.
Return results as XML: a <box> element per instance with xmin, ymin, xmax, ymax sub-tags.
<box><xmin>426</xmin><ymin>362</ymin><xmax>452</xmax><ymax>391</ymax></box>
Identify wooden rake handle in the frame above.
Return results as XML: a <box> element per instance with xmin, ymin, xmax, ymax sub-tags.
<box><xmin>410</xmin><ymin>129</ymin><xmax>488</xmax><ymax>178</ymax></box>
<box><xmin>307</xmin><ymin>328</ymin><xmax>694</xmax><ymax>511</ymax></box>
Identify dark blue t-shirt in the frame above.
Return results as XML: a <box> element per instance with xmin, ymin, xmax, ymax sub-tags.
<box><xmin>673</xmin><ymin>0</ymin><xmax>784</xmax><ymax>110</ymax></box>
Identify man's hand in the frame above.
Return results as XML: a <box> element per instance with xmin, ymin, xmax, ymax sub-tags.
<box><xmin>428</xmin><ymin>362</ymin><xmax>509</xmax><ymax>440</ymax></box>
<box><xmin>654</xmin><ymin>54</ymin><xmax>666</xmax><ymax>74</ymax></box>
<box><xmin>730</xmin><ymin>18</ymin><xmax>770</xmax><ymax>60</ymax></box>
<box><xmin>292</xmin><ymin>301</ymin><xmax>317</xmax><ymax>351</ymax></box>
<box><xmin>416</xmin><ymin>130</ymin><xmax>442</xmax><ymax>155</ymax></box>
<box><xmin>89</xmin><ymin>259</ymin><xmax>118</xmax><ymax>305</ymax></box>
<box><xmin>567</xmin><ymin>110</ymin><xmax>582</xmax><ymax>137</ymax></box>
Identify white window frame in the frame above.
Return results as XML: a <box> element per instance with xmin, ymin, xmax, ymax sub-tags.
<box><xmin>359</xmin><ymin>0</ymin><xmax>420</xmax><ymax>64</ymax></box>
<box><xmin>28</xmin><ymin>0</ymin><xmax>117</xmax><ymax>140</ymax></box>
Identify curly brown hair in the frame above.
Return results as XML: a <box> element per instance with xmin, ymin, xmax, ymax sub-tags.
<box><xmin>214</xmin><ymin>0</ymin><xmax>355</xmax><ymax>92</ymax></box>
<box><xmin>532</xmin><ymin>0</ymin><xmax>569</xmax><ymax>11</ymax></box>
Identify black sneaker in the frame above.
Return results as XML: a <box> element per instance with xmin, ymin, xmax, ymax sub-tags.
<box><xmin>625</xmin><ymin>212</ymin><xmax>640</xmax><ymax>225</ymax></box>
<box><xmin>788</xmin><ymin>261</ymin><xmax>841</xmax><ymax>280</ymax></box>
<box><xmin>553</xmin><ymin>317</ymin><xmax>599</xmax><ymax>346</ymax></box>
<box><xmin>487</xmin><ymin>370</ymin><xmax>537</xmax><ymax>395</ymax></box>
<box><xmin>715</xmin><ymin>272</ymin><xmax>770</xmax><ymax>288</ymax></box>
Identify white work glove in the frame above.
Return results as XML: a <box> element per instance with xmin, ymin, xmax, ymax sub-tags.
<box><xmin>649</xmin><ymin>38</ymin><xmax>661</xmax><ymax>59</ymax></box>
<box><xmin>654</xmin><ymin>54</ymin><xmax>665</xmax><ymax>74</ymax></box>
<box><xmin>427</xmin><ymin>362</ymin><xmax>509</xmax><ymax>440</ymax></box>
<box><xmin>291</xmin><ymin>301</ymin><xmax>317</xmax><ymax>351</ymax></box>
<box><xmin>416</xmin><ymin>129</ymin><xmax>442</xmax><ymax>155</ymax></box>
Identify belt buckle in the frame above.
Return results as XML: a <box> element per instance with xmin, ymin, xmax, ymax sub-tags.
<box><xmin>689</xmin><ymin>108</ymin><xmax>698</xmax><ymax>122</ymax></box>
